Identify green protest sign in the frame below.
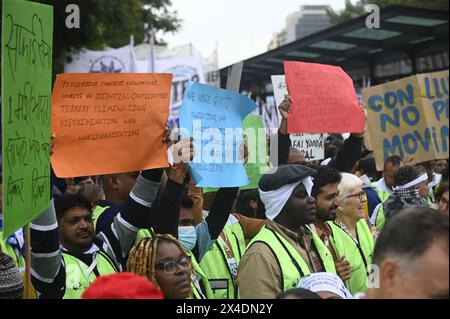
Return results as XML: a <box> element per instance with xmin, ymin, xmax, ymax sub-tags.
<box><xmin>241</xmin><ymin>115</ymin><xmax>270</xmax><ymax>190</ymax></box>
<box><xmin>1</xmin><ymin>0</ymin><xmax>53</xmax><ymax>238</ymax></box>
<box><xmin>203</xmin><ymin>115</ymin><xmax>270</xmax><ymax>193</ymax></box>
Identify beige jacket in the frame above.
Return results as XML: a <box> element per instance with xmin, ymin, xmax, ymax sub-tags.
<box><xmin>237</xmin><ymin>220</ymin><xmax>314</xmax><ymax>299</ymax></box>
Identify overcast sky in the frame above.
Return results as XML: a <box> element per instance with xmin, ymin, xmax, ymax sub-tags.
<box><xmin>163</xmin><ymin>0</ymin><xmax>353</xmax><ymax>68</ymax></box>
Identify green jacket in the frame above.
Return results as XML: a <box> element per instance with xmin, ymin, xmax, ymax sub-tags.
<box><xmin>243</xmin><ymin>225</ymin><xmax>311</xmax><ymax>293</ymax></box>
<box><xmin>62</xmin><ymin>250</ymin><xmax>117</xmax><ymax>299</ymax></box>
<box><xmin>199</xmin><ymin>222</ymin><xmax>246</xmax><ymax>299</ymax></box>
<box><xmin>306</xmin><ymin>225</ymin><xmax>337</xmax><ymax>274</ymax></box>
<box><xmin>190</xmin><ymin>252</ymin><xmax>214</xmax><ymax>299</ymax></box>
<box><xmin>0</xmin><ymin>231</ymin><xmax>25</xmax><ymax>272</ymax></box>
<box><xmin>328</xmin><ymin>220</ymin><xmax>375</xmax><ymax>295</ymax></box>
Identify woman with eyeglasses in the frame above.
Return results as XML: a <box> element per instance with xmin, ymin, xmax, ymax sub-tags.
<box><xmin>127</xmin><ymin>234</ymin><xmax>193</xmax><ymax>299</ymax></box>
<box><xmin>327</xmin><ymin>173</ymin><xmax>375</xmax><ymax>296</ymax></box>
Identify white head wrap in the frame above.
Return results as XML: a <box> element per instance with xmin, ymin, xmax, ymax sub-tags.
<box><xmin>259</xmin><ymin>176</ymin><xmax>314</xmax><ymax>221</ymax></box>
<box><xmin>298</xmin><ymin>272</ymin><xmax>353</xmax><ymax>299</ymax></box>
<box><xmin>393</xmin><ymin>173</ymin><xmax>428</xmax><ymax>190</ymax></box>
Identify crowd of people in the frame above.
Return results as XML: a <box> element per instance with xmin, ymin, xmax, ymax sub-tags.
<box><xmin>0</xmin><ymin>96</ymin><xmax>448</xmax><ymax>300</ymax></box>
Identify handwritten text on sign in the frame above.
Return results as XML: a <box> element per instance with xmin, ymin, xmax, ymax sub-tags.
<box><xmin>362</xmin><ymin>70</ymin><xmax>449</xmax><ymax>170</ymax></box>
<box><xmin>1</xmin><ymin>0</ymin><xmax>53</xmax><ymax>238</ymax></box>
<box><xmin>180</xmin><ymin>81</ymin><xmax>256</xmax><ymax>188</ymax></box>
<box><xmin>51</xmin><ymin>73</ymin><xmax>172</xmax><ymax>177</ymax></box>
<box><xmin>291</xmin><ymin>134</ymin><xmax>325</xmax><ymax>161</ymax></box>
<box><xmin>284</xmin><ymin>61</ymin><xmax>364</xmax><ymax>134</ymax></box>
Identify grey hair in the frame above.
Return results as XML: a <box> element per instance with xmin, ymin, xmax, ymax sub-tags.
<box><xmin>338</xmin><ymin>173</ymin><xmax>363</xmax><ymax>203</ymax></box>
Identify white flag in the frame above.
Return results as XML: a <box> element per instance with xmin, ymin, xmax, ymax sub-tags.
<box><xmin>64</xmin><ymin>44</ymin><xmax>137</xmax><ymax>73</ymax></box>
<box><xmin>155</xmin><ymin>55</ymin><xmax>205</xmax><ymax>128</ymax></box>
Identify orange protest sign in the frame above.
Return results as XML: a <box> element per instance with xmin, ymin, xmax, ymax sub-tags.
<box><xmin>51</xmin><ymin>73</ymin><xmax>172</xmax><ymax>177</ymax></box>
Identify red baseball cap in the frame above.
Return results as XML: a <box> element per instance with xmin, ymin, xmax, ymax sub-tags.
<box><xmin>82</xmin><ymin>272</ymin><xmax>164</xmax><ymax>299</ymax></box>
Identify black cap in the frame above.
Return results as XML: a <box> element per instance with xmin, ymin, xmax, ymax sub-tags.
<box><xmin>258</xmin><ymin>164</ymin><xmax>316</xmax><ymax>192</ymax></box>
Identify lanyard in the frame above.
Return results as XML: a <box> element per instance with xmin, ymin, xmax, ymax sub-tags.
<box><xmin>191</xmin><ymin>272</ymin><xmax>206</xmax><ymax>299</ymax></box>
<box><xmin>333</xmin><ymin>222</ymin><xmax>369</xmax><ymax>276</ymax></box>
<box><xmin>218</xmin><ymin>232</ymin><xmax>238</xmax><ymax>282</ymax></box>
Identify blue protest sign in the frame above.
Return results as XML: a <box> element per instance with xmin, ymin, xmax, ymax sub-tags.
<box><xmin>180</xmin><ymin>81</ymin><xmax>257</xmax><ymax>187</ymax></box>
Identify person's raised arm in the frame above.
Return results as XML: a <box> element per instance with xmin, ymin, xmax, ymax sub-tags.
<box><xmin>97</xmin><ymin>124</ymin><xmax>173</xmax><ymax>267</ymax></box>
<box><xmin>193</xmin><ymin>141</ymin><xmax>247</xmax><ymax>260</ymax></box>
<box><xmin>154</xmin><ymin>138</ymin><xmax>194</xmax><ymax>236</ymax></box>
<box><xmin>277</xmin><ymin>95</ymin><xmax>292</xmax><ymax>165</ymax></box>
<box><xmin>30</xmin><ymin>200</ymin><xmax>66</xmax><ymax>298</ymax></box>
<box><xmin>328</xmin><ymin>103</ymin><xmax>367</xmax><ymax>172</ymax></box>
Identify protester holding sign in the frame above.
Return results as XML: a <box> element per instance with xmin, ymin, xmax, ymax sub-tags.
<box><xmin>30</xmin><ymin>163</ymin><xmax>166</xmax><ymax>298</ymax></box>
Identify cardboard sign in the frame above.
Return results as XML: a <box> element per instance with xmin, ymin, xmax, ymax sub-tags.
<box><xmin>284</xmin><ymin>61</ymin><xmax>364</xmax><ymax>133</ymax></box>
<box><xmin>51</xmin><ymin>73</ymin><xmax>172</xmax><ymax>177</ymax></box>
<box><xmin>1</xmin><ymin>0</ymin><xmax>53</xmax><ymax>237</ymax></box>
<box><xmin>179</xmin><ymin>81</ymin><xmax>256</xmax><ymax>187</ymax></box>
<box><xmin>362</xmin><ymin>70</ymin><xmax>449</xmax><ymax>170</ymax></box>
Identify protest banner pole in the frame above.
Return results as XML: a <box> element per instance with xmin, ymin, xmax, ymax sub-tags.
<box><xmin>150</xmin><ymin>30</ymin><xmax>155</xmax><ymax>73</ymax></box>
<box><xmin>24</xmin><ymin>224</ymin><xmax>32</xmax><ymax>299</ymax></box>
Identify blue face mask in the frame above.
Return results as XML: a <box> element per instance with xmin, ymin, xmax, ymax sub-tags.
<box><xmin>178</xmin><ymin>226</ymin><xmax>197</xmax><ymax>252</ymax></box>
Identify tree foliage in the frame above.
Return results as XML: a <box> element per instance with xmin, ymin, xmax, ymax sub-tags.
<box><xmin>0</xmin><ymin>0</ymin><xmax>181</xmax><ymax>76</ymax></box>
<box><xmin>327</xmin><ymin>0</ymin><xmax>449</xmax><ymax>24</ymax></box>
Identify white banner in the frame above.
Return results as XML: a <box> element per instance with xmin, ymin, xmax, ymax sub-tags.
<box><xmin>155</xmin><ymin>55</ymin><xmax>205</xmax><ymax>128</ymax></box>
<box><xmin>204</xmin><ymin>49</ymin><xmax>220</xmax><ymax>88</ymax></box>
<box><xmin>291</xmin><ymin>134</ymin><xmax>325</xmax><ymax>161</ymax></box>
<box><xmin>64</xmin><ymin>44</ymin><xmax>137</xmax><ymax>73</ymax></box>
<box><xmin>271</xmin><ymin>75</ymin><xmax>287</xmax><ymax>110</ymax></box>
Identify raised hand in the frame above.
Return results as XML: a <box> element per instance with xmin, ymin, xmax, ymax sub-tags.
<box><xmin>167</xmin><ymin>137</ymin><xmax>194</xmax><ymax>184</ymax></box>
<box><xmin>335</xmin><ymin>256</ymin><xmax>352</xmax><ymax>282</ymax></box>
<box><xmin>279</xmin><ymin>94</ymin><xmax>292</xmax><ymax>120</ymax></box>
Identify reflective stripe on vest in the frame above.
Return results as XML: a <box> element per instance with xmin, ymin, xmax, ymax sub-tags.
<box><xmin>92</xmin><ymin>205</ymin><xmax>110</xmax><ymax>230</ymax></box>
<box><xmin>306</xmin><ymin>225</ymin><xmax>337</xmax><ymax>274</ymax></box>
<box><xmin>199</xmin><ymin>222</ymin><xmax>245</xmax><ymax>299</ymax></box>
<box><xmin>224</xmin><ymin>222</ymin><xmax>246</xmax><ymax>260</ymax></box>
<box><xmin>189</xmin><ymin>252</ymin><xmax>213</xmax><ymax>299</ymax></box>
<box><xmin>62</xmin><ymin>251</ymin><xmax>117</xmax><ymax>299</ymax></box>
<box><xmin>327</xmin><ymin>220</ymin><xmax>375</xmax><ymax>295</ymax></box>
<box><xmin>244</xmin><ymin>226</ymin><xmax>311</xmax><ymax>293</ymax></box>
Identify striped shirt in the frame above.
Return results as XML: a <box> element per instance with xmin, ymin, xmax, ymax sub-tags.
<box><xmin>30</xmin><ymin>172</ymin><xmax>161</xmax><ymax>299</ymax></box>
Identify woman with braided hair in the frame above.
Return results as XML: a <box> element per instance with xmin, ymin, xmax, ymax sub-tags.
<box><xmin>127</xmin><ymin>234</ymin><xmax>193</xmax><ymax>299</ymax></box>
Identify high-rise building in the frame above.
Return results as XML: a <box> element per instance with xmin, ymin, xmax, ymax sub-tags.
<box><xmin>268</xmin><ymin>5</ymin><xmax>333</xmax><ymax>50</ymax></box>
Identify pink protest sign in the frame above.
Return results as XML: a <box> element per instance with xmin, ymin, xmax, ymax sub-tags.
<box><xmin>284</xmin><ymin>61</ymin><xmax>364</xmax><ymax>133</ymax></box>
